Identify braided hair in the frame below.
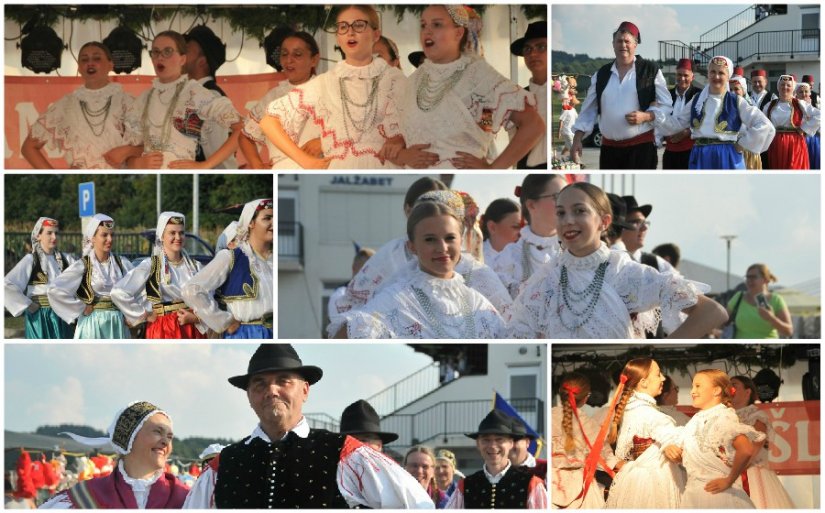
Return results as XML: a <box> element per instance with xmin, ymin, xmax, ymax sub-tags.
<box><xmin>608</xmin><ymin>358</ymin><xmax>653</xmax><ymax>445</ymax></box>
<box><xmin>557</xmin><ymin>372</ymin><xmax>591</xmax><ymax>453</ymax></box>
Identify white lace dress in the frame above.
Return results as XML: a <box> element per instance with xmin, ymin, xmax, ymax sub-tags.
<box><xmin>342</xmin><ymin>267</ymin><xmax>504</xmax><ymax>339</ymax></box>
<box><xmin>29</xmin><ymin>83</ymin><xmax>133</xmax><ymax>168</ymax></box>
<box><xmin>326</xmin><ymin>237</ymin><xmax>513</xmax><ymax>336</ymax></box>
<box><xmin>605</xmin><ymin>392</ymin><xmax>685</xmax><ymax>509</ymax></box>
<box><xmin>244</xmin><ymin>80</ymin><xmax>321</xmax><ymax>169</ymax></box>
<box><xmin>736</xmin><ymin>404</ymin><xmax>795</xmax><ymax>508</ymax></box>
<box><xmin>124</xmin><ymin>76</ymin><xmax>241</xmax><ymax>168</ymax></box>
<box><xmin>267</xmin><ymin>58</ymin><xmax>405</xmax><ymax>169</ymax></box>
<box><xmin>509</xmin><ymin>244</ymin><xmax>704</xmax><ymax>339</ymax></box>
<box><xmin>399</xmin><ymin>54</ymin><xmax>536</xmax><ymax>168</ymax></box>
<box><xmin>680</xmin><ymin>403</ymin><xmax>766</xmax><ymax>509</ymax></box>
<box><xmin>493</xmin><ymin>226</ymin><xmax>561</xmax><ymax>299</ymax></box>
<box><xmin>550</xmin><ymin>406</ymin><xmax>618</xmax><ymax>509</ymax></box>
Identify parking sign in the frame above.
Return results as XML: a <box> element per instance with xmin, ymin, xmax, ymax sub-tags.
<box><xmin>78</xmin><ymin>182</ymin><xmax>95</xmax><ymax>217</ymax></box>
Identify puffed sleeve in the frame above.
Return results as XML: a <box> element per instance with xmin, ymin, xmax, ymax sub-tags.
<box><xmin>800</xmin><ymin>101</ymin><xmax>821</xmax><ymax>136</ymax></box>
<box><xmin>182</xmin><ymin>249</ymin><xmax>234</xmax><ymax>333</ymax></box>
<box><xmin>122</xmin><ymin>88</ymin><xmax>150</xmax><ymax>146</ymax></box>
<box><xmin>377</xmin><ymin>67</ymin><xmax>405</xmax><ymax>138</ymax></box>
<box><xmin>267</xmin><ymin>80</ymin><xmax>319</xmax><ymax>145</ymax></box>
<box><xmin>5</xmin><ymin>254</ymin><xmax>35</xmax><ymax>316</ymax></box>
<box><xmin>29</xmin><ymin>96</ymin><xmax>71</xmax><ymax>151</ymax></box>
<box><xmin>653</xmin><ymin>96</ymin><xmax>692</xmax><ymax>137</ymax></box>
<box><xmin>571</xmin><ymin>71</ymin><xmax>600</xmax><ymax>136</ymax></box>
<box><xmin>708</xmin><ymin>409</ymin><xmax>766</xmax><ymax>465</ymax></box>
<box><xmin>509</xmin><ymin>270</ymin><xmax>554</xmax><ymax>338</ymax></box>
<box><xmin>46</xmin><ymin>259</ymin><xmax>87</xmax><ymax>324</ymax></box>
<box><xmin>471</xmin><ymin>60</ymin><xmax>536</xmax><ymax>133</ymax></box>
<box><xmin>736</xmin><ymin>95</ymin><xmax>776</xmax><ymax>153</ymax></box>
<box><xmin>198</xmin><ymin>95</ymin><xmax>242</xmax><ymax>129</ymax></box>
<box><xmin>345</xmin><ymin>311</ymin><xmax>395</xmax><ymax>339</ymax></box>
<box><xmin>110</xmin><ymin>258</ymin><xmax>152</xmax><ymax>325</ymax></box>
<box><xmin>243</xmin><ymin>93</ymin><xmax>272</xmax><ymax>145</ymax></box>
<box><xmin>463</xmin><ymin>256</ymin><xmax>514</xmax><ymax>320</ymax></box>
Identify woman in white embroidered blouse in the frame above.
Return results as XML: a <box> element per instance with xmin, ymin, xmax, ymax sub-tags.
<box><xmin>480</xmin><ymin>198</ymin><xmax>521</xmax><ymax>267</ymax></box>
<box><xmin>604</xmin><ymin>358</ymin><xmax>684</xmax><ymax>508</ymax></box>
<box><xmin>111</xmin><ymin>212</ymin><xmax>205</xmax><ymax>339</ymax></box>
<box><xmin>382</xmin><ymin>5</ymin><xmax>544</xmax><ymax>169</ymax></box>
<box><xmin>47</xmin><ymin>214</ymin><xmax>134</xmax><ymax>339</ymax></box>
<box><xmin>731</xmin><ymin>375</ymin><xmax>795</xmax><ymax>508</ymax></box>
<box><xmin>240</xmin><ymin>31</ymin><xmax>322</xmax><ymax>169</ymax></box>
<box><xmin>664</xmin><ymin>369</ymin><xmax>765</xmax><ymax>509</ymax></box>
<box><xmin>110</xmin><ymin>31</ymin><xmax>242</xmax><ymax>169</ymax></box>
<box><xmin>260</xmin><ymin>6</ymin><xmax>405</xmax><ymax>169</ymax></box>
<box><xmin>337</xmin><ymin>201</ymin><xmax>505</xmax><ymax>339</ymax></box>
<box><xmin>22</xmin><ymin>42</ymin><xmax>134</xmax><ymax>169</ymax></box>
<box><xmin>509</xmin><ymin>182</ymin><xmax>728</xmax><ymax>338</ymax></box>
<box><xmin>493</xmin><ymin>174</ymin><xmax>567</xmax><ymax>299</ymax></box>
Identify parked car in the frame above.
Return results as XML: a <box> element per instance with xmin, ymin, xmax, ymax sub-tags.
<box><xmin>583</xmin><ymin>122</ymin><xmax>602</xmax><ymax>148</ymax></box>
<box><xmin>128</xmin><ymin>230</ymin><xmax>216</xmax><ymax>267</ymax></box>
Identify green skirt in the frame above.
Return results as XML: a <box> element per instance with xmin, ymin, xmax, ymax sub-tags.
<box><xmin>25</xmin><ymin>307</ymin><xmax>73</xmax><ymax>339</ymax></box>
<box><xmin>74</xmin><ymin>309</ymin><xmax>131</xmax><ymax>339</ymax></box>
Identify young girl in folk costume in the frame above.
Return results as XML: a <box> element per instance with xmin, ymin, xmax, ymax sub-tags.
<box><xmin>728</xmin><ymin>75</ymin><xmax>763</xmax><ymax>170</ymax></box>
<box><xmin>794</xmin><ymin>82</ymin><xmax>821</xmax><ymax>170</ymax></box>
<box><xmin>47</xmin><ymin>214</ymin><xmax>134</xmax><ymax>338</ymax></box>
<box><xmin>240</xmin><ymin>31</ymin><xmax>322</xmax><ymax>169</ymax></box>
<box><xmin>22</xmin><ymin>42</ymin><xmax>133</xmax><ymax>169</ymax></box>
<box><xmin>731</xmin><ymin>375</ymin><xmax>795</xmax><ymax>508</ymax></box>
<box><xmin>112</xmin><ymin>31</ymin><xmax>242</xmax><ymax>169</ymax></box>
<box><xmin>260</xmin><ymin>5</ymin><xmax>405</xmax><ymax>169</ymax></box>
<box><xmin>41</xmin><ymin>401</ymin><xmax>188</xmax><ymax>509</ymax></box>
<box><xmin>336</xmin><ymin>201</ymin><xmax>506</xmax><ymax>338</ymax></box>
<box><xmin>763</xmin><ymin>74</ymin><xmax>820</xmax><ymax>169</ymax></box>
<box><xmin>111</xmin><ymin>212</ymin><xmax>205</xmax><ymax>339</ymax></box>
<box><xmin>4</xmin><ymin>218</ymin><xmax>74</xmax><ymax>338</ymax></box>
<box><xmin>404</xmin><ymin>447</ymin><xmax>449</xmax><ymax>508</ymax></box>
<box><xmin>386</xmin><ymin>5</ymin><xmax>544</xmax><ymax>169</ymax></box>
<box><xmin>604</xmin><ymin>358</ymin><xmax>684</xmax><ymax>508</ymax></box>
<box><xmin>493</xmin><ymin>174</ymin><xmax>567</xmax><ymax>299</ymax></box>
<box><xmin>480</xmin><ymin>198</ymin><xmax>521</xmax><ymax>266</ymax></box>
<box><xmin>327</xmin><ymin>179</ymin><xmax>512</xmax><ymax>336</ymax></box>
<box><xmin>509</xmin><ymin>182</ymin><xmax>727</xmax><ymax>338</ymax></box>
<box><xmin>551</xmin><ymin>372</ymin><xmax>621</xmax><ymax>509</ymax></box>
<box><xmin>183</xmin><ymin>199</ymin><xmax>272</xmax><ymax>338</ymax></box>
<box><xmin>665</xmin><ymin>369</ymin><xmax>764</xmax><ymax>508</ymax></box>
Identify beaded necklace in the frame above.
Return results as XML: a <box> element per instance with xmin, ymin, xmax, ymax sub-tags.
<box><xmin>78</xmin><ymin>95</ymin><xmax>113</xmax><ymax>137</ymax></box>
<box><xmin>141</xmin><ymin>81</ymin><xmax>186</xmax><ymax>152</ymax></box>
<box><xmin>416</xmin><ymin>60</ymin><xmax>469</xmax><ymax>112</ymax></box>
<box><xmin>339</xmin><ymin>73</ymin><xmax>381</xmax><ymax>142</ymax></box>
<box><xmin>411</xmin><ymin>283</ymin><xmax>475</xmax><ymax>338</ymax></box>
<box><xmin>559</xmin><ymin>261</ymin><xmax>609</xmax><ymax>330</ymax></box>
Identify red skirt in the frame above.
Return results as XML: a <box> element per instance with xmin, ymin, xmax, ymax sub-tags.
<box><xmin>768</xmin><ymin>132</ymin><xmax>809</xmax><ymax>169</ymax></box>
<box><xmin>146</xmin><ymin>311</ymin><xmax>206</xmax><ymax>339</ymax></box>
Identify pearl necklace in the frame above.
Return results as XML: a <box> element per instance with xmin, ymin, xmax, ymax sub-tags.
<box><xmin>339</xmin><ymin>74</ymin><xmax>381</xmax><ymax>142</ymax></box>
<box><xmin>78</xmin><ymin>96</ymin><xmax>113</xmax><ymax>137</ymax></box>
<box><xmin>416</xmin><ymin>62</ymin><xmax>468</xmax><ymax>112</ymax></box>
<box><xmin>141</xmin><ymin>81</ymin><xmax>185</xmax><ymax>152</ymax></box>
<box><xmin>411</xmin><ymin>283</ymin><xmax>475</xmax><ymax>338</ymax></box>
<box><xmin>559</xmin><ymin>261</ymin><xmax>609</xmax><ymax>330</ymax></box>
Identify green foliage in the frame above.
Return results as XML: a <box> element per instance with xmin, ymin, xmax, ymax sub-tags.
<box><xmin>552</xmin><ymin>50</ymin><xmax>613</xmax><ymax>78</ymax></box>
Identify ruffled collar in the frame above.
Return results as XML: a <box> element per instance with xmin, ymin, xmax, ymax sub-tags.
<box><xmin>75</xmin><ymin>82</ymin><xmax>121</xmax><ymax>102</ymax></box>
<box><xmin>520</xmin><ymin>226</ymin><xmax>559</xmax><ymax>250</ymax></box>
<box><xmin>151</xmin><ymin>75</ymin><xmax>188</xmax><ymax>93</ymax></box>
<box><xmin>410</xmin><ymin>265</ymin><xmax>465</xmax><ymax>290</ymax></box>
<box><xmin>419</xmin><ymin>54</ymin><xmax>474</xmax><ymax>79</ymax></box>
<box><xmin>631</xmin><ymin>391</ymin><xmax>658</xmax><ymax>406</ymax></box>
<box><xmin>334</xmin><ymin>57</ymin><xmax>388</xmax><ymax>79</ymax></box>
<box><xmin>694</xmin><ymin>402</ymin><xmax>727</xmax><ymax>420</ymax></box>
<box><xmin>117</xmin><ymin>460</ymin><xmax>163</xmax><ymax>492</ymax></box>
<box><xmin>558</xmin><ymin>243</ymin><xmax>610</xmax><ymax>270</ymax></box>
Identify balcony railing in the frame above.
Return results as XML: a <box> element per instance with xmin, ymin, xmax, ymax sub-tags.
<box><xmin>364</xmin><ymin>362</ymin><xmax>441</xmax><ymax>417</ymax></box>
<box><xmin>278</xmin><ymin>221</ymin><xmax>303</xmax><ymax>263</ymax></box>
<box><xmin>699</xmin><ymin>5</ymin><xmax>762</xmax><ymax>43</ymax></box>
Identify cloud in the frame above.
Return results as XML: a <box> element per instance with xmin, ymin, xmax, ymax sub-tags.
<box><xmin>27</xmin><ymin>377</ymin><xmax>86</xmax><ymax>425</ymax></box>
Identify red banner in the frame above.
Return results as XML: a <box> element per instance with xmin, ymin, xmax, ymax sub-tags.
<box><xmin>676</xmin><ymin>400</ymin><xmax>820</xmax><ymax>475</ymax></box>
<box><xmin>4</xmin><ymin>73</ymin><xmax>287</xmax><ymax>169</ymax></box>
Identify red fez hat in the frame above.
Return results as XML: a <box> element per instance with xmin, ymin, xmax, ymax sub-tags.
<box><xmin>616</xmin><ymin>21</ymin><xmax>641</xmax><ymax>44</ymax></box>
<box><xmin>802</xmin><ymin>75</ymin><xmax>814</xmax><ymax>84</ymax></box>
<box><xmin>751</xmin><ymin>69</ymin><xmax>767</xmax><ymax>78</ymax></box>
<box><xmin>676</xmin><ymin>58</ymin><xmax>692</xmax><ymax>71</ymax></box>
<box><xmin>733</xmin><ymin>66</ymin><xmax>744</xmax><ymax>76</ymax></box>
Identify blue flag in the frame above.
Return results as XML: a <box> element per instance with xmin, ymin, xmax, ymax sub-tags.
<box><xmin>493</xmin><ymin>392</ymin><xmax>544</xmax><ymax>457</ymax></box>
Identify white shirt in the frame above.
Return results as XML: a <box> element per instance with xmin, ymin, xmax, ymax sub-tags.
<box><xmin>444</xmin><ymin>461</ymin><xmax>548</xmax><ymax>509</ymax></box>
<box><xmin>763</xmin><ymin>99</ymin><xmax>821</xmax><ymax>136</ymax></box>
<box><xmin>5</xmin><ymin>252</ymin><xmax>74</xmax><ymax>316</ymax></box>
<box><xmin>194</xmin><ymin>76</ymin><xmax>238</xmax><ymax>169</ymax></box>
<box><xmin>182</xmin><ymin>417</ymin><xmax>434</xmax><ymax>509</ymax></box>
<box><xmin>47</xmin><ymin>254</ymin><xmax>135</xmax><ymax>324</ymax></box>
<box><xmin>493</xmin><ymin>226</ymin><xmax>561</xmax><ymax>299</ymax></box>
<box><xmin>573</xmin><ymin>56</ymin><xmax>672</xmax><ymax>140</ymax></box>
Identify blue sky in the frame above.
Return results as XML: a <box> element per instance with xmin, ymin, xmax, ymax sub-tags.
<box><xmin>4</xmin><ymin>344</ymin><xmax>433</xmax><ymax>439</ymax></box>
<box><xmin>452</xmin><ymin>173</ymin><xmax>820</xmax><ymax>289</ymax></box>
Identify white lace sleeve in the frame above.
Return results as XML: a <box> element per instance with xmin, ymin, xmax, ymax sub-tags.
<box><xmin>197</xmin><ymin>93</ymin><xmax>242</xmax><ymax>129</ymax></box>
<box><xmin>705</xmin><ymin>408</ymin><xmax>766</xmax><ymax>464</ymax></box>
<box><xmin>345</xmin><ymin>310</ymin><xmax>395</xmax><ymax>339</ymax></box>
<box><xmin>266</xmin><ymin>81</ymin><xmax>317</xmax><ymax>144</ymax></box>
<box><xmin>29</xmin><ymin>95</ymin><xmax>71</xmax><ymax>151</ymax></box>
<box><xmin>468</xmin><ymin>60</ymin><xmax>536</xmax><ymax>132</ymax></box>
<box><xmin>459</xmin><ymin>254</ymin><xmax>513</xmax><ymax>319</ymax></box>
<box><xmin>122</xmin><ymin>89</ymin><xmax>149</xmax><ymax>146</ymax></box>
<box><xmin>509</xmin><ymin>269</ymin><xmax>553</xmax><ymax>338</ymax></box>
<box><xmin>377</xmin><ymin>68</ymin><xmax>405</xmax><ymax>139</ymax></box>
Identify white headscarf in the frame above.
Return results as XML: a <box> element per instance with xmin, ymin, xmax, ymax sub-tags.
<box><xmin>236</xmin><ymin>199</ymin><xmax>273</xmax><ymax>242</ymax></box>
<box><xmin>154</xmin><ymin>211</ymin><xmax>197</xmax><ymax>284</ymax></box>
<box><xmin>216</xmin><ymin>221</ymin><xmax>239</xmax><ymax>251</ymax></box>
<box><xmin>198</xmin><ymin>443</ymin><xmax>225</xmax><ymax>461</ymax></box>
<box><xmin>82</xmin><ymin>214</ymin><xmax>114</xmax><ymax>257</ymax></box>
<box><xmin>30</xmin><ymin>217</ymin><xmax>64</xmax><ymax>270</ymax></box>
<box><xmin>60</xmin><ymin>401</ymin><xmax>170</xmax><ymax>455</ymax></box>
<box><xmin>777</xmin><ymin>74</ymin><xmax>796</xmax><ymax>98</ymax></box>
<box><xmin>693</xmin><ymin>55</ymin><xmax>734</xmax><ymax>118</ymax></box>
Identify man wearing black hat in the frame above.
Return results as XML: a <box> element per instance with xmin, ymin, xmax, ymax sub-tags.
<box><xmin>339</xmin><ymin>399</ymin><xmax>398</xmax><ymax>452</ymax></box>
<box><xmin>662</xmin><ymin>58</ymin><xmax>702</xmax><ymax>169</ymax></box>
<box><xmin>444</xmin><ymin>409</ymin><xmax>547</xmax><ymax>509</ymax></box>
<box><xmin>606</xmin><ymin>193</ymin><xmax>635</xmax><ymax>249</ymax></box>
<box><xmin>184</xmin><ymin>25</ymin><xmax>237</xmax><ymax>169</ymax></box>
<box><xmin>183</xmin><ymin>344</ymin><xmax>433</xmax><ymax>509</ymax></box>
<box><xmin>510</xmin><ymin>21</ymin><xmax>547</xmax><ymax>169</ymax></box>
<box><xmin>572</xmin><ymin>21</ymin><xmax>673</xmax><ymax>169</ymax></box>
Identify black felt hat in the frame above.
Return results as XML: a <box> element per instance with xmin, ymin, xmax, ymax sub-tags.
<box><xmin>510</xmin><ymin>418</ymin><xmax>533</xmax><ymax>440</ymax></box>
<box><xmin>510</xmin><ymin>21</ymin><xmax>547</xmax><ymax>56</ymax></box>
<box><xmin>408</xmin><ymin>51</ymin><xmax>426</xmax><ymax>68</ymax></box>
<box><xmin>185</xmin><ymin>25</ymin><xmax>226</xmax><ymax>75</ymax></box>
<box><xmin>339</xmin><ymin>400</ymin><xmax>398</xmax><ymax>444</ymax></box>
<box><xmin>608</xmin><ymin>193</ymin><xmax>635</xmax><ymax>230</ymax></box>
<box><xmin>465</xmin><ymin>409</ymin><xmax>519</xmax><ymax>439</ymax></box>
<box><xmin>228</xmin><ymin>344</ymin><xmax>323</xmax><ymax>390</ymax></box>
<box><xmin>621</xmin><ymin>195</ymin><xmax>653</xmax><ymax>218</ymax></box>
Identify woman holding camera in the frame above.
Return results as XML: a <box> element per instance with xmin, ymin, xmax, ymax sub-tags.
<box><xmin>726</xmin><ymin>263</ymin><xmax>792</xmax><ymax>338</ymax></box>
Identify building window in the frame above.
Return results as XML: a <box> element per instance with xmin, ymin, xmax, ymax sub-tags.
<box><xmin>278</xmin><ymin>190</ymin><xmax>300</xmax><ymax>260</ymax></box>
<box><xmin>801</xmin><ymin>13</ymin><xmax>819</xmax><ymax>39</ymax></box>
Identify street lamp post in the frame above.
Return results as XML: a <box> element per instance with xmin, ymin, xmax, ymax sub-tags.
<box><xmin>721</xmin><ymin>235</ymin><xmax>737</xmax><ymax>292</ymax></box>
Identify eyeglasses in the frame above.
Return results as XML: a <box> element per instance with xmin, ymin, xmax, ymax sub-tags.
<box><xmin>626</xmin><ymin>219</ymin><xmax>651</xmax><ymax>230</ymax></box>
<box><xmin>536</xmin><ymin>192</ymin><xmax>559</xmax><ymax>202</ymax></box>
<box><xmin>149</xmin><ymin>47</ymin><xmax>178</xmax><ymax>59</ymax></box>
<box><xmin>522</xmin><ymin>43</ymin><xmax>547</xmax><ymax>55</ymax></box>
<box><xmin>745</xmin><ymin>274</ymin><xmax>762</xmax><ymax>280</ymax></box>
<box><xmin>326</xmin><ymin>20</ymin><xmax>371</xmax><ymax>35</ymax></box>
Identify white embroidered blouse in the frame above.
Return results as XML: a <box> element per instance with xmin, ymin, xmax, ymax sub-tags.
<box><xmin>492</xmin><ymin>226</ymin><xmax>561</xmax><ymax>299</ymax></box>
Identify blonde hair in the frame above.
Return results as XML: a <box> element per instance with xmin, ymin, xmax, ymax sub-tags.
<box><xmin>747</xmin><ymin>263</ymin><xmax>778</xmax><ymax>283</ymax></box>
<box><xmin>337</xmin><ymin>5</ymin><xmax>380</xmax><ymax>30</ymax></box>
<box><xmin>406</xmin><ymin>201</ymin><xmax>461</xmax><ymax>242</ymax></box>
<box><xmin>695</xmin><ymin>369</ymin><xmax>734</xmax><ymax>408</ymax></box>
<box><xmin>557</xmin><ymin>372</ymin><xmax>591</xmax><ymax>453</ymax></box>
<box><xmin>608</xmin><ymin>358</ymin><xmax>653</xmax><ymax>445</ymax></box>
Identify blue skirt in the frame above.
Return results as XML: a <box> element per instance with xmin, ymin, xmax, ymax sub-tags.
<box><xmin>25</xmin><ymin>307</ymin><xmax>73</xmax><ymax>339</ymax></box>
<box><xmin>689</xmin><ymin>143</ymin><xmax>745</xmax><ymax>169</ymax></box>
<box><xmin>224</xmin><ymin>324</ymin><xmax>273</xmax><ymax>339</ymax></box>
<box><xmin>806</xmin><ymin>134</ymin><xmax>820</xmax><ymax>170</ymax></box>
<box><xmin>74</xmin><ymin>309</ymin><xmax>131</xmax><ymax>339</ymax></box>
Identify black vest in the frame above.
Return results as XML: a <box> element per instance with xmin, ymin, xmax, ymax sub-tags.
<box><xmin>76</xmin><ymin>255</ymin><xmax>124</xmax><ymax>304</ymax></box>
<box><xmin>670</xmin><ymin>85</ymin><xmax>701</xmax><ymax>106</ymax></box>
<box><xmin>28</xmin><ymin>252</ymin><xmax>69</xmax><ymax>286</ymax></box>
<box><xmin>463</xmin><ymin>466</ymin><xmax>535</xmax><ymax>509</ymax></box>
<box><xmin>214</xmin><ymin>430</ymin><xmax>350</xmax><ymax>509</ymax></box>
<box><xmin>596</xmin><ymin>58</ymin><xmax>659</xmax><ymax>115</ymax></box>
